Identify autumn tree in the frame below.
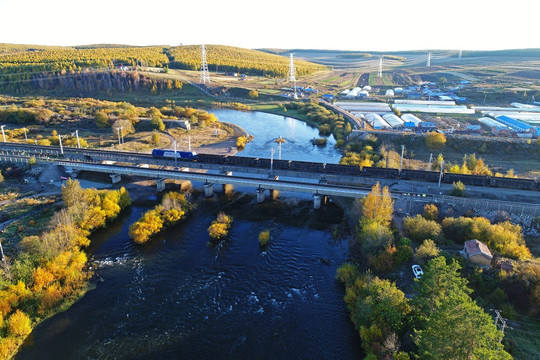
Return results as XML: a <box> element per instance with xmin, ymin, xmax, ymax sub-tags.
<box><xmin>403</xmin><ymin>215</ymin><xmax>442</xmax><ymax>243</ymax></box>
<box><xmin>359</xmin><ymin>182</ymin><xmax>394</xmax><ymax>227</ymax></box>
<box><xmin>422</xmin><ymin>204</ymin><xmax>439</xmax><ymax>221</ymax></box>
<box><xmin>414</xmin><ymin>239</ymin><xmax>440</xmax><ymax>264</ymax></box>
<box><xmin>249</xmin><ymin>89</ymin><xmax>259</xmax><ymax>99</ymax></box>
<box><xmin>425</xmin><ymin>132</ymin><xmax>446</xmax><ymax>150</ymax></box>
<box><xmin>208</xmin><ymin>212</ymin><xmax>233</xmax><ymax>241</ymax></box>
<box><xmin>7</xmin><ymin>310</ymin><xmax>32</xmax><ymax>337</ymax></box>
<box><xmin>151</xmin><ymin>116</ymin><xmax>165</xmax><ymax>131</ymax></box>
<box><xmin>94</xmin><ymin>110</ymin><xmax>109</xmax><ymax>127</ymax></box>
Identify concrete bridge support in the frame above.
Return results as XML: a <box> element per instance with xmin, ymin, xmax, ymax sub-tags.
<box><xmin>204</xmin><ymin>183</ymin><xmax>214</xmax><ymax>198</ymax></box>
<box><xmin>156</xmin><ymin>178</ymin><xmax>166</xmax><ymax>192</ymax></box>
<box><xmin>313</xmin><ymin>194</ymin><xmax>322</xmax><ymax>209</ymax></box>
<box><xmin>256</xmin><ymin>188</ymin><xmax>266</xmax><ymax>203</ymax></box>
<box><xmin>109</xmin><ymin>174</ymin><xmax>121</xmax><ymax>184</ymax></box>
<box><xmin>270</xmin><ymin>189</ymin><xmax>280</xmax><ymax>200</ymax></box>
<box><xmin>179</xmin><ymin>180</ymin><xmax>192</xmax><ymax>192</ymax></box>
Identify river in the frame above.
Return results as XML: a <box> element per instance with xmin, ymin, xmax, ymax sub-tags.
<box><xmin>16</xmin><ymin>110</ymin><xmax>361</xmax><ymax>359</ymax></box>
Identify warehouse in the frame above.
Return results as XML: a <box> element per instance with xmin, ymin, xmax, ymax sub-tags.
<box><xmin>382</xmin><ymin>114</ymin><xmax>404</xmax><ymax>128</ymax></box>
<box><xmin>365</xmin><ymin>113</ymin><xmax>391</xmax><ymax>129</ymax></box>
<box><xmin>400</xmin><ymin>113</ymin><xmax>423</xmax><ymax>126</ymax></box>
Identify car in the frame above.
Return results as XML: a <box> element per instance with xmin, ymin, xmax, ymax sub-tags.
<box><xmin>412</xmin><ymin>265</ymin><xmax>424</xmax><ymax>279</ymax></box>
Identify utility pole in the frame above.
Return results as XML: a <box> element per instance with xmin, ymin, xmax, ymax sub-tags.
<box><xmin>23</xmin><ymin>127</ymin><xmax>28</xmax><ymax>141</ymax></box>
<box><xmin>115</xmin><ymin>128</ymin><xmax>122</xmax><ymax>146</ymax></box>
<box><xmin>270</xmin><ymin>148</ymin><xmax>274</xmax><ymax>174</ymax></box>
<box><xmin>0</xmin><ymin>240</ymin><xmax>4</xmax><ymax>263</ymax></box>
<box><xmin>74</xmin><ymin>130</ymin><xmax>81</xmax><ymax>148</ymax></box>
<box><xmin>438</xmin><ymin>160</ymin><xmax>444</xmax><ymax>188</ymax></box>
<box><xmin>120</xmin><ymin>127</ymin><xmax>124</xmax><ymax>144</ymax></box>
<box><xmin>0</xmin><ymin>125</ymin><xmax>6</xmax><ymax>142</ymax></box>
<box><xmin>428</xmin><ymin>153</ymin><xmax>433</xmax><ymax>171</ymax></box>
<box><xmin>427</xmin><ymin>52</ymin><xmax>431</xmax><ymax>67</ymax></box>
<box><xmin>399</xmin><ymin>145</ymin><xmax>405</xmax><ymax>172</ymax></box>
<box><xmin>188</xmin><ymin>135</ymin><xmax>191</xmax><ymax>152</ymax></box>
<box><xmin>278</xmin><ymin>136</ymin><xmax>282</xmax><ymax>160</ymax></box>
<box><xmin>58</xmin><ymin>134</ymin><xmax>64</xmax><ymax>155</ymax></box>
<box><xmin>378</xmin><ymin>56</ymin><xmax>383</xmax><ymax>78</ymax></box>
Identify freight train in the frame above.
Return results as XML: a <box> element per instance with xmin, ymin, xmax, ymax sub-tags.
<box><xmin>151</xmin><ymin>149</ymin><xmax>540</xmax><ymax>191</ymax></box>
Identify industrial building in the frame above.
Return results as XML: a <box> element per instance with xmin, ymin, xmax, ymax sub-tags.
<box><xmin>382</xmin><ymin>114</ymin><xmax>404</xmax><ymax>128</ymax></box>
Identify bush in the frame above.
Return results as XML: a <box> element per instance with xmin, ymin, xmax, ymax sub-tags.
<box><xmin>414</xmin><ymin>239</ymin><xmax>440</xmax><ymax>264</ymax></box>
<box><xmin>236</xmin><ymin>136</ymin><xmax>248</xmax><ymax>149</ymax></box>
<box><xmin>311</xmin><ymin>138</ymin><xmax>327</xmax><ymax>146</ymax></box>
<box><xmin>423</xmin><ymin>204</ymin><xmax>439</xmax><ymax>221</ymax></box>
<box><xmin>208</xmin><ymin>212</ymin><xmax>233</xmax><ymax>241</ymax></box>
<box><xmin>258</xmin><ymin>230</ymin><xmax>270</xmax><ymax>247</ymax></box>
<box><xmin>403</xmin><ymin>215</ymin><xmax>443</xmax><ymax>243</ymax></box>
<box><xmin>425</xmin><ymin>132</ymin><xmax>446</xmax><ymax>150</ymax></box>
<box><xmin>450</xmin><ymin>181</ymin><xmax>466</xmax><ymax>197</ymax></box>
<box><xmin>248</xmin><ymin>90</ymin><xmax>258</xmax><ymax>99</ymax></box>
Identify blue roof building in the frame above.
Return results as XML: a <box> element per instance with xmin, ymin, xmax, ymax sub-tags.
<box><xmin>322</xmin><ymin>94</ymin><xmax>334</xmax><ymax>101</ymax></box>
<box><xmin>495</xmin><ymin>115</ymin><xmax>533</xmax><ymax>133</ymax></box>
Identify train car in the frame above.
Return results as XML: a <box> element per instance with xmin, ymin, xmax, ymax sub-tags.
<box><xmin>442</xmin><ymin>173</ymin><xmax>490</xmax><ymax>187</ymax></box>
<box><xmin>361</xmin><ymin>167</ymin><xmax>400</xmax><ymax>179</ymax></box>
<box><xmin>289</xmin><ymin>160</ymin><xmax>325</xmax><ymax>173</ymax></box>
<box><xmin>489</xmin><ymin>176</ymin><xmax>539</xmax><ymax>190</ymax></box>
<box><xmin>273</xmin><ymin>159</ymin><xmax>292</xmax><ymax>170</ymax></box>
<box><xmin>225</xmin><ymin>155</ymin><xmax>259</xmax><ymax>167</ymax></box>
<box><xmin>400</xmin><ymin>169</ymin><xmax>440</xmax><ymax>182</ymax></box>
<box><xmin>196</xmin><ymin>153</ymin><xmax>225</xmax><ymax>164</ymax></box>
<box><xmin>152</xmin><ymin>149</ymin><xmax>197</xmax><ymax>160</ymax></box>
<box><xmin>324</xmin><ymin>163</ymin><xmax>362</xmax><ymax>176</ymax></box>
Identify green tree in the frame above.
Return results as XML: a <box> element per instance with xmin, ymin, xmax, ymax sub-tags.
<box><xmin>415</xmin><ymin>293</ymin><xmax>512</xmax><ymax>360</ymax></box>
<box><xmin>414</xmin><ymin>239</ymin><xmax>440</xmax><ymax>264</ymax></box>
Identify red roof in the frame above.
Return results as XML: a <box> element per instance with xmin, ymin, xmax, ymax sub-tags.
<box><xmin>464</xmin><ymin>239</ymin><xmax>492</xmax><ymax>259</ymax></box>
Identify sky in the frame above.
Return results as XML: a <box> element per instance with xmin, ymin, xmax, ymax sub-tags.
<box><xmin>1</xmin><ymin>0</ymin><xmax>538</xmax><ymax>51</ymax></box>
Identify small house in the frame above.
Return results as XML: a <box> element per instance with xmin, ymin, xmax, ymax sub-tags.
<box><xmin>464</xmin><ymin>239</ymin><xmax>493</xmax><ymax>267</ymax></box>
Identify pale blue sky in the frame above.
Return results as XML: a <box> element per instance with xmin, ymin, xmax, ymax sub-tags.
<box><xmin>0</xmin><ymin>0</ymin><xmax>538</xmax><ymax>51</ymax></box>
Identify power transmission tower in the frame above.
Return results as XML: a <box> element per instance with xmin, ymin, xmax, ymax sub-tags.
<box><xmin>287</xmin><ymin>53</ymin><xmax>297</xmax><ymax>99</ymax></box>
<box><xmin>378</xmin><ymin>56</ymin><xmax>383</xmax><ymax>78</ymax></box>
<box><xmin>200</xmin><ymin>44</ymin><xmax>210</xmax><ymax>85</ymax></box>
<box><xmin>427</xmin><ymin>52</ymin><xmax>431</xmax><ymax>67</ymax></box>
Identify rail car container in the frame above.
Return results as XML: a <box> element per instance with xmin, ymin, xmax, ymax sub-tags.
<box><xmin>324</xmin><ymin>163</ymin><xmax>362</xmax><ymax>175</ymax></box>
<box><xmin>400</xmin><ymin>169</ymin><xmax>440</xmax><ymax>182</ymax></box>
<box><xmin>225</xmin><ymin>156</ymin><xmax>259</xmax><ymax>167</ymax></box>
<box><xmin>442</xmin><ymin>173</ymin><xmax>490</xmax><ymax>186</ymax></box>
<box><xmin>361</xmin><ymin>167</ymin><xmax>400</xmax><ymax>178</ymax></box>
<box><xmin>489</xmin><ymin>176</ymin><xmax>539</xmax><ymax>190</ymax></box>
<box><xmin>196</xmin><ymin>153</ymin><xmax>225</xmax><ymax>164</ymax></box>
<box><xmin>289</xmin><ymin>160</ymin><xmax>325</xmax><ymax>172</ymax></box>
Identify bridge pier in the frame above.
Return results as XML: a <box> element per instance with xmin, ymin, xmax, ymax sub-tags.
<box><xmin>204</xmin><ymin>182</ymin><xmax>214</xmax><ymax>197</ymax></box>
<box><xmin>156</xmin><ymin>178</ymin><xmax>166</xmax><ymax>192</ymax></box>
<box><xmin>109</xmin><ymin>174</ymin><xmax>121</xmax><ymax>184</ymax></box>
<box><xmin>256</xmin><ymin>188</ymin><xmax>265</xmax><ymax>203</ymax></box>
<box><xmin>179</xmin><ymin>180</ymin><xmax>192</xmax><ymax>192</ymax></box>
<box><xmin>270</xmin><ymin>189</ymin><xmax>280</xmax><ymax>200</ymax></box>
<box><xmin>313</xmin><ymin>194</ymin><xmax>322</xmax><ymax>209</ymax></box>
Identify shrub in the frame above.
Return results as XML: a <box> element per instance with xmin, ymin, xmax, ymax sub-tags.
<box><xmin>423</xmin><ymin>204</ymin><xmax>439</xmax><ymax>221</ymax></box>
<box><xmin>208</xmin><ymin>212</ymin><xmax>233</xmax><ymax>241</ymax></box>
<box><xmin>425</xmin><ymin>132</ymin><xmax>446</xmax><ymax>150</ymax></box>
<box><xmin>7</xmin><ymin>310</ymin><xmax>32</xmax><ymax>337</ymax></box>
<box><xmin>450</xmin><ymin>181</ymin><xmax>466</xmax><ymax>197</ymax></box>
<box><xmin>236</xmin><ymin>136</ymin><xmax>248</xmax><ymax>149</ymax></box>
<box><xmin>403</xmin><ymin>215</ymin><xmax>443</xmax><ymax>243</ymax></box>
<box><xmin>414</xmin><ymin>239</ymin><xmax>440</xmax><ymax>264</ymax></box>
<box><xmin>258</xmin><ymin>230</ymin><xmax>270</xmax><ymax>247</ymax></box>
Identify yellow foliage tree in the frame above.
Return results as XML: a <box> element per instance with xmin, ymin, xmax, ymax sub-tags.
<box><xmin>360</xmin><ymin>182</ymin><xmax>394</xmax><ymax>227</ymax></box>
<box><xmin>7</xmin><ymin>310</ymin><xmax>32</xmax><ymax>337</ymax></box>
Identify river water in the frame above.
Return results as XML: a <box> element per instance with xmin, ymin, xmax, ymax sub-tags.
<box><xmin>213</xmin><ymin>109</ymin><xmax>343</xmax><ymax>163</ymax></box>
<box><xmin>16</xmin><ymin>111</ymin><xmax>361</xmax><ymax>359</ymax></box>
